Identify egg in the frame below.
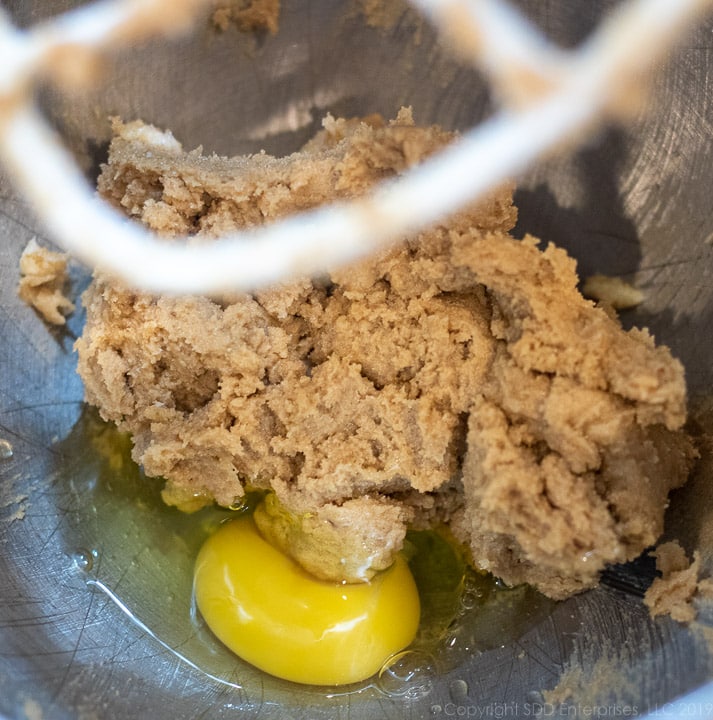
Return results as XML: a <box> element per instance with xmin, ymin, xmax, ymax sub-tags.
<box><xmin>193</xmin><ymin>512</ymin><xmax>421</xmax><ymax>686</ymax></box>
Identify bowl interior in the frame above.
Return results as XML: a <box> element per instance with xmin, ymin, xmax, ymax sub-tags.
<box><xmin>2</xmin><ymin>1</ymin><xmax>713</xmax><ymax>718</ymax></box>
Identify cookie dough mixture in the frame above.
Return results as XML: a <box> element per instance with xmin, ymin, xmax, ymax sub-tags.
<box><xmin>644</xmin><ymin>540</ymin><xmax>713</xmax><ymax>623</ymax></box>
<box><xmin>18</xmin><ymin>238</ymin><xmax>75</xmax><ymax>325</ymax></box>
<box><xmin>76</xmin><ymin>109</ymin><xmax>695</xmax><ymax>599</ymax></box>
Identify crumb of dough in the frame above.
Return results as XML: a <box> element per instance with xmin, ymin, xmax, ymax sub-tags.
<box><xmin>75</xmin><ymin>110</ymin><xmax>695</xmax><ymax>598</ymax></box>
<box><xmin>0</xmin><ymin>493</ymin><xmax>28</xmax><ymax>525</ymax></box>
<box><xmin>254</xmin><ymin>492</ymin><xmax>411</xmax><ymax>581</ymax></box>
<box><xmin>360</xmin><ymin>0</ymin><xmax>408</xmax><ymax>29</ymax></box>
<box><xmin>22</xmin><ymin>699</ymin><xmax>44</xmax><ymax>720</ymax></box>
<box><xmin>18</xmin><ymin>238</ymin><xmax>75</xmax><ymax>325</ymax></box>
<box><xmin>582</xmin><ymin>274</ymin><xmax>645</xmax><ymax>310</ymax></box>
<box><xmin>644</xmin><ymin>540</ymin><xmax>709</xmax><ymax>623</ymax></box>
<box><xmin>212</xmin><ymin>0</ymin><xmax>280</xmax><ymax>34</ymax></box>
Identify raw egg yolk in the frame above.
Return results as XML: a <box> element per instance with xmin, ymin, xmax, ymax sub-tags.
<box><xmin>193</xmin><ymin>514</ymin><xmax>420</xmax><ymax>686</ymax></box>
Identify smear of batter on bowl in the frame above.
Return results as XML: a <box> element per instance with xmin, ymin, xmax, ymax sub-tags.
<box><xmin>75</xmin><ymin>108</ymin><xmax>696</xmax><ymax>600</ymax></box>
<box><xmin>582</xmin><ymin>274</ymin><xmax>644</xmax><ymax>310</ymax></box>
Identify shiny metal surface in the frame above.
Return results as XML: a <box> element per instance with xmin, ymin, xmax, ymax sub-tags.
<box><xmin>2</xmin><ymin>1</ymin><xmax>713</xmax><ymax>718</ymax></box>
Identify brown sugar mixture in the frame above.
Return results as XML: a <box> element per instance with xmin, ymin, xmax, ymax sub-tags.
<box><xmin>75</xmin><ymin>109</ymin><xmax>695</xmax><ymax>599</ymax></box>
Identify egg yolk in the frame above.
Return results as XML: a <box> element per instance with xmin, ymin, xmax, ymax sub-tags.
<box><xmin>193</xmin><ymin>514</ymin><xmax>421</xmax><ymax>686</ymax></box>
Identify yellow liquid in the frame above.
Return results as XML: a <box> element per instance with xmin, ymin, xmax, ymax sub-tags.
<box><xmin>194</xmin><ymin>514</ymin><xmax>420</xmax><ymax>685</ymax></box>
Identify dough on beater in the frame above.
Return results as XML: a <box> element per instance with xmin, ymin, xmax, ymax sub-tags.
<box><xmin>212</xmin><ymin>0</ymin><xmax>280</xmax><ymax>34</ymax></box>
<box><xmin>76</xmin><ymin>110</ymin><xmax>694</xmax><ymax>599</ymax></box>
<box><xmin>18</xmin><ymin>238</ymin><xmax>75</xmax><ymax>325</ymax></box>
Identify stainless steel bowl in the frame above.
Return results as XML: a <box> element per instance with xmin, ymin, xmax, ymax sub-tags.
<box><xmin>2</xmin><ymin>1</ymin><xmax>713</xmax><ymax>718</ymax></box>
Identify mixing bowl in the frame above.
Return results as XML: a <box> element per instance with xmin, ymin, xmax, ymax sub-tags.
<box><xmin>2</xmin><ymin>1</ymin><xmax>713</xmax><ymax>717</ymax></box>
